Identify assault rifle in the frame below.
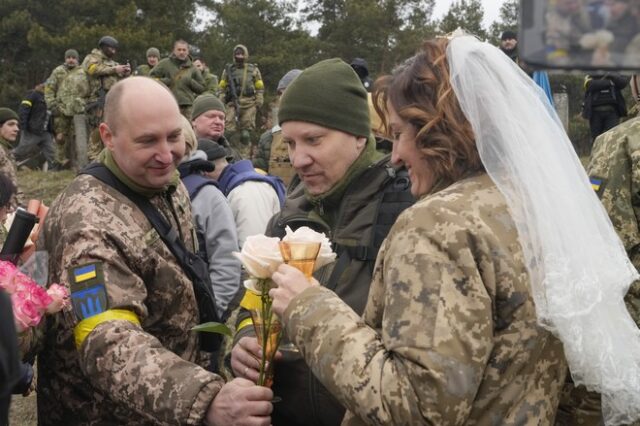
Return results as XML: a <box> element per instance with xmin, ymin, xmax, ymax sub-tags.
<box><xmin>225</xmin><ymin>64</ymin><xmax>241</xmax><ymax>124</ymax></box>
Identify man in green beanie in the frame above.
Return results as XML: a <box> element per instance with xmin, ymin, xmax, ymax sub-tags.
<box><xmin>191</xmin><ymin>93</ymin><xmax>241</xmax><ymax>161</ymax></box>
<box><xmin>0</xmin><ymin>108</ymin><xmax>22</xmax><ymax>207</ymax></box>
<box><xmin>45</xmin><ymin>48</ymin><xmax>86</xmax><ymax>168</ymax></box>
<box><xmin>135</xmin><ymin>47</ymin><xmax>160</xmax><ymax>76</ymax></box>
<box><xmin>230</xmin><ymin>58</ymin><xmax>414</xmax><ymax>426</ymax></box>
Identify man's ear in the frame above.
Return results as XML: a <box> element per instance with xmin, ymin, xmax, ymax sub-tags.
<box><xmin>99</xmin><ymin>122</ymin><xmax>114</xmax><ymax>150</ymax></box>
<box><xmin>356</xmin><ymin>136</ymin><xmax>367</xmax><ymax>151</ymax></box>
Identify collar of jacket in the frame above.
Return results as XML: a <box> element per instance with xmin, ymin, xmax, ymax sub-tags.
<box><xmin>306</xmin><ymin>134</ymin><xmax>383</xmax><ymax>221</ymax></box>
<box><xmin>0</xmin><ymin>137</ymin><xmax>13</xmax><ymax>151</ymax></box>
<box><xmin>98</xmin><ymin>149</ymin><xmax>180</xmax><ymax>198</ymax></box>
<box><xmin>170</xmin><ymin>54</ymin><xmax>192</xmax><ymax>67</ymax></box>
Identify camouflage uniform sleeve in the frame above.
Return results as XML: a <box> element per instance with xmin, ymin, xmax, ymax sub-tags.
<box><xmin>44</xmin><ymin>67</ymin><xmax>61</xmax><ymax>110</ymax></box>
<box><xmin>59</xmin><ymin>225</ymin><xmax>222</xmax><ymax>424</ymax></box>
<box><xmin>189</xmin><ymin>68</ymin><xmax>206</xmax><ymax>95</ymax></box>
<box><xmin>284</xmin><ymin>211</ymin><xmax>493</xmax><ymax>425</ymax></box>
<box><xmin>254</xmin><ymin>66</ymin><xmax>264</xmax><ymax>106</ymax></box>
<box><xmin>218</xmin><ymin>68</ymin><xmax>228</xmax><ymax>103</ymax></box>
<box><xmin>83</xmin><ymin>55</ymin><xmax>117</xmax><ymax>78</ymax></box>
<box><xmin>0</xmin><ymin>147</ymin><xmax>23</xmax><ymax>208</ymax></box>
<box><xmin>252</xmin><ymin>130</ymin><xmax>272</xmax><ymax>171</ymax></box>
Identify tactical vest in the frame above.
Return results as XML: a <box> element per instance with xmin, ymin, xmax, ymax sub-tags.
<box><xmin>268</xmin><ymin>131</ymin><xmax>296</xmax><ymax>187</ymax></box>
<box><xmin>217</xmin><ymin>160</ymin><xmax>286</xmax><ymax>205</ymax></box>
<box><xmin>226</xmin><ymin>63</ymin><xmax>257</xmax><ymax>98</ymax></box>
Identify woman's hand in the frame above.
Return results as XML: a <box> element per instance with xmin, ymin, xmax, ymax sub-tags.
<box><xmin>269</xmin><ymin>264</ymin><xmax>317</xmax><ymax>316</ymax></box>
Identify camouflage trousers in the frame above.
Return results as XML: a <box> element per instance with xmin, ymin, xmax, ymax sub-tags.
<box><xmin>225</xmin><ymin>103</ymin><xmax>257</xmax><ymax>133</ymax></box>
<box><xmin>52</xmin><ymin>114</ymin><xmax>75</xmax><ymax>165</ymax></box>
<box><xmin>86</xmin><ymin>110</ymin><xmax>103</xmax><ymax>161</ymax></box>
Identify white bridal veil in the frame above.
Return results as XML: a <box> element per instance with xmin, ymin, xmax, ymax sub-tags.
<box><xmin>447</xmin><ymin>34</ymin><xmax>640</xmax><ymax>425</ymax></box>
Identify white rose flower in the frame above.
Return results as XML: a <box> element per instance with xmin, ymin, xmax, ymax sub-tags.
<box><xmin>283</xmin><ymin>226</ymin><xmax>336</xmax><ymax>271</ymax></box>
<box><xmin>233</xmin><ymin>235</ymin><xmax>283</xmax><ymax>279</ymax></box>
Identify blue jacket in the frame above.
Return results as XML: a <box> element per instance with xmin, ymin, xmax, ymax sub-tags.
<box><xmin>217</xmin><ymin>160</ymin><xmax>286</xmax><ymax>206</ymax></box>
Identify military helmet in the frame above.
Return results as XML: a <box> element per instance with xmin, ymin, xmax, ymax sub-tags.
<box><xmin>98</xmin><ymin>36</ymin><xmax>119</xmax><ymax>49</ymax></box>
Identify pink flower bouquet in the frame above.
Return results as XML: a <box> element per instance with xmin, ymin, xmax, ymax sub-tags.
<box><xmin>0</xmin><ymin>260</ymin><xmax>69</xmax><ymax>332</ymax></box>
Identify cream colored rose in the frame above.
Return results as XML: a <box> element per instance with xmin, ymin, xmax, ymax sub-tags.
<box><xmin>233</xmin><ymin>235</ymin><xmax>283</xmax><ymax>279</ymax></box>
<box><xmin>283</xmin><ymin>226</ymin><xmax>336</xmax><ymax>270</ymax></box>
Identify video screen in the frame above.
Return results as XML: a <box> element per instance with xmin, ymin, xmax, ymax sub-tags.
<box><xmin>519</xmin><ymin>0</ymin><xmax>640</xmax><ymax>71</ymax></box>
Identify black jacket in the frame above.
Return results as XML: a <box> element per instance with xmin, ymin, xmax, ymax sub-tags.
<box><xmin>18</xmin><ymin>89</ymin><xmax>50</xmax><ymax>135</ymax></box>
<box><xmin>582</xmin><ymin>73</ymin><xmax>629</xmax><ymax>119</ymax></box>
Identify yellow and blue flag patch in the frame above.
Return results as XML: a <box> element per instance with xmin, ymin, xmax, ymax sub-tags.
<box><xmin>69</xmin><ymin>262</ymin><xmax>108</xmax><ymax>322</ymax></box>
<box><xmin>589</xmin><ymin>176</ymin><xmax>605</xmax><ymax>197</ymax></box>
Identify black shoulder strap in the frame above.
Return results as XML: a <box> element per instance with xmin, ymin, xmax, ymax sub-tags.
<box><xmin>82</xmin><ymin>163</ymin><xmax>185</xmax><ymax>265</ymax></box>
<box><xmin>80</xmin><ymin>163</ymin><xmax>221</xmax><ymax>327</ymax></box>
<box><xmin>327</xmin><ymin>164</ymin><xmax>414</xmax><ymax>290</ymax></box>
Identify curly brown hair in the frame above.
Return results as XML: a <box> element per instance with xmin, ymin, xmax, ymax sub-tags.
<box><xmin>373</xmin><ymin>38</ymin><xmax>483</xmax><ymax>184</ymax></box>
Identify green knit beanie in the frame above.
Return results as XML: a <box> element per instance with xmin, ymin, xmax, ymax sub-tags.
<box><xmin>191</xmin><ymin>94</ymin><xmax>226</xmax><ymax>120</ymax></box>
<box><xmin>0</xmin><ymin>108</ymin><xmax>18</xmax><ymax>126</ymax></box>
<box><xmin>146</xmin><ymin>47</ymin><xmax>160</xmax><ymax>58</ymax></box>
<box><xmin>278</xmin><ymin>58</ymin><xmax>370</xmax><ymax>138</ymax></box>
<box><xmin>65</xmin><ymin>49</ymin><xmax>79</xmax><ymax>59</ymax></box>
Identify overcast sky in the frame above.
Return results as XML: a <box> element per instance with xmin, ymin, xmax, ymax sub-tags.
<box><xmin>432</xmin><ymin>0</ymin><xmax>506</xmax><ymax>28</ymax></box>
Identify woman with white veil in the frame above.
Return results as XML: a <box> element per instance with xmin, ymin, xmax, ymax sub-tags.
<box><xmin>269</xmin><ymin>34</ymin><xmax>640</xmax><ymax>425</ymax></box>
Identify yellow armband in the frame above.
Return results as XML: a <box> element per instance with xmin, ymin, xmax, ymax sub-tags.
<box><xmin>73</xmin><ymin>309</ymin><xmax>140</xmax><ymax>349</ymax></box>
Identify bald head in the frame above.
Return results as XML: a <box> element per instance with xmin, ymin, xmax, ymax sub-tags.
<box><xmin>103</xmin><ymin>77</ymin><xmax>178</xmax><ymax>135</ymax></box>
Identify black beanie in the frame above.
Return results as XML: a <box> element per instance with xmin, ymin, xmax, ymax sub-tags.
<box><xmin>501</xmin><ymin>30</ymin><xmax>517</xmax><ymax>41</ymax></box>
<box><xmin>198</xmin><ymin>138</ymin><xmax>231</xmax><ymax>161</ymax></box>
<box><xmin>278</xmin><ymin>58</ymin><xmax>370</xmax><ymax>138</ymax></box>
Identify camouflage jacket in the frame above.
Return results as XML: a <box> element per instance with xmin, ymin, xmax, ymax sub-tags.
<box><xmin>284</xmin><ymin>173</ymin><xmax>567</xmax><ymax>425</ymax></box>
<box><xmin>44</xmin><ymin>64</ymin><xmax>72</xmax><ymax>112</ymax></box>
<box><xmin>0</xmin><ymin>137</ymin><xmax>22</xmax><ymax>207</ymax></box>
<box><xmin>254</xmin><ymin>128</ymin><xmax>295</xmax><ymax>187</ymax></box>
<box><xmin>56</xmin><ymin>66</ymin><xmax>89</xmax><ymax>117</ymax></box>
<box><xmin>38</xmin><ymin>173</ymin><xmax>224</xmax><ymax>425</ymax></box>
<box><xmin>81</xmin><ymin>48</ymin><xmax>122</xmax><ymax>102</ymax></box>
<box><xmin>149</xmin><ymin>55</ymin><xmax>206</xmax><ymax>106</ymax></box>
<box><xmin>587</xmin><ymin>117</ymin><xmax>640</xmax><ymax>327</ymax></box>
<box><xmin>135</xmin><ymin>64</ymin><xmax>152</xmax><ymax>76</ymax></box>
<box><xmin>202</xmin><ymin>69</ymin><xmax>219</xmax><ymax>96</ymax></box>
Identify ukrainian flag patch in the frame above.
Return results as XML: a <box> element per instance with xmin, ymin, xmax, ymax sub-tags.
<box><xmin>69</xmin><ymin>262</ymin><xmax>108</xmax><ymax>321</ymax></box>
<box><xmin>74</xmin><ymin>264</ymin><xmax>97</xmax><ymax>282</ymax></box>
<box><xmin>589</xmin><ymin>176</ymin><xmax>605</xmax><ymax>197</ymax></box>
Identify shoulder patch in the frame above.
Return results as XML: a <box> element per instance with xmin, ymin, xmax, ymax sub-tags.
<box><xmin>589</xmin><ymin>176</ymin><xmax>606</xmax><ymax>197</ymax></box>
<box><xmin>69</xmin><ymin>262</ymin><xmax>109</xmax><ymax>321</ymax></box>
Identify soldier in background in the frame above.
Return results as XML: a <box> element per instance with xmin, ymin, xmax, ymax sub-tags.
<box><xmin>150</xmin><ymin>39</ymin><xmax>206</xmax><ymax>119</ymax></box>
<box><xmin>14</xmin><ymin>83</ymin><xmax>56</xmax><ymax>171</ymax></box>
<box><xmin>82</xmin><ymin>35</ymin><xmax>131</xmax><ymax>161</ymax></box>
<box><xmin>38</xmin><ymin>76</ymin><xmax>273</xmax><ymax>426</ymax></box>
<box><xmin>218</xmin><ymin>44</ymin><xmax>264</xmax><ymax>154</ymax></box>
<box><xmin>45</xmin><ymin>48</ymin><xmax>80</xmax><ymax>167</ymax></box>
<box><xmin>253</xmin><ymin>69</ymin><xmax>301</xmax><ymax>187</ymax></box>
<box><xmin>557</xmin><ymin>74</ymin><xmax>640</xmax><ymax>426</ymax></box>
<box><xmin>194</xmin><ymin>57</ymin><xmax>219</xmax><ymax>95</ymax></box>
<box><xmin>134</xmin><ymin>47</ymin><xmax>160</xmax><ymax>76</ymax></box>
<box><xmin>0</xmin><ymin>108</ymin><xmax>22</xmax><ymax>207</ymax></box>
